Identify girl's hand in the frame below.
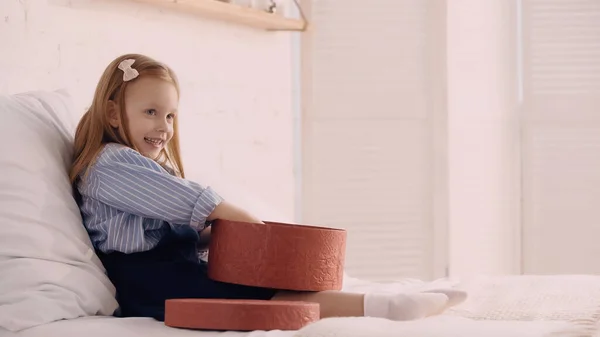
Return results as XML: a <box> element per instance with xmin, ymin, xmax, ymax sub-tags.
<box><xmin>197</xmin><ymin>225</ymin><xmax>211</xmax><ymax>249</ymax></box>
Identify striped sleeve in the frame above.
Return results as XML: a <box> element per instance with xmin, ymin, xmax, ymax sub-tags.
<box><xmin>86</xmin><ymin>145</ymin><xmax>223</xmax><ymax>226</ymax></box>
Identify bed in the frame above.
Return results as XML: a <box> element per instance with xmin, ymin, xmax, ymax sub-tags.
<box><xmin>2</xmin><ymin>90</ymin><xmax>600</xmax><ymax>337</ymax></box>
<box><xmin>10</xmin><ymin>315</ymin><xmax>591</xmax><ymax>337</ymax></box>
<box><xmin>12</xmin><ymin>274</ymin><xmax>600</xmax><ymax>337</ymax></box>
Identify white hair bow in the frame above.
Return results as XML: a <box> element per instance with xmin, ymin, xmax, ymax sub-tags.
<box><xmin>118</xmin><ymin>59</ymin><xmax>139</xmax><ymax>82</ymax></box>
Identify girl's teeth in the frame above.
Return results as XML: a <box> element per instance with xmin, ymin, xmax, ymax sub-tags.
<box><xmin>144</xmin><ymin>138</ymin><xmax>162</xmax><ymax>146</ymax></box>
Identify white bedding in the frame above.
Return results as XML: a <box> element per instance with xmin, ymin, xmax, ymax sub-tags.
<box><xmin>296</xmin><ymin>316</ymin><xmax>584</xmax><ymax>337</ymax></box>
<box><xmin>14</xmin><ymin>315</ymin><xmax>584</xmax><ymax>337</ymax></box>
<box><xmin>14</xmin><ymin>274</ymin><xmax>600</xmax><ymax>337</ymax></box>
<box><xmin>15</xmin><ymin>316</ymin><xmax>295</xmax><ymax>337</ymax></box>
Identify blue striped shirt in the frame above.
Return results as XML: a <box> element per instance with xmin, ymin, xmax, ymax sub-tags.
<box><xmin>77</xmin><ymin>143</ymin><xmax>223</xmax><ymax>254</ymax></box>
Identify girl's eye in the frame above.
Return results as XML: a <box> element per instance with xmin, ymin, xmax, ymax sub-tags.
<box><xmin>167</xmin><ymin>113</ymin><xmax>176</xmax><ymax>119</ymax></box>
<box><xmin>145</xmin><ymin>109</ymin><xmax>156</xmax><ymax>116</ymax></box>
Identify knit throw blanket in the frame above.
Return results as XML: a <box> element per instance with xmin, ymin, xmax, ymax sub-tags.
<box><xmin>295</xmin><ymin>274</ymin><xmax>600</xmax><ymax>337</ymax></box>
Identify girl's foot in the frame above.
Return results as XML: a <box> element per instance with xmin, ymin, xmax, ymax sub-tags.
<box><xmin>364</xmin><ymin>292</ymin><xmax>450</xmax><ymax>320</ymax></box>
<box><xmin>422</xmin><ymin>288</ymin><xmax>468</xmax><ymax>307</ymax></box>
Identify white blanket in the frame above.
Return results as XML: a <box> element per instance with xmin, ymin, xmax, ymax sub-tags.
<box><xmin>293</xmin><ymin>274</ymin><xmax>600</xmax><ymax>337</ymax></box>
<box><xmin>295</xmin><ymin>316</ymin><xmax>585</xmax><ymax>337</ymax></box>
<box><xmin>16</xmin><ymin>274</ymin><xmax>600</xmax><ymax>337</ymax></box>
<box><xmin>443</xmin><ymin>274</ymin><xmax>600</xmax><ymax>323</ymax></box>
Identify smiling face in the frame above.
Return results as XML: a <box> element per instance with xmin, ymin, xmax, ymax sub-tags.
<box><xmin>109</xmin><ymin>76</ymin><xmax>179</xmax><ymax>159</ymax></box>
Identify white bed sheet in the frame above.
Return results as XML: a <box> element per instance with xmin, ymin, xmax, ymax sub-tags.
<box><xmin>295</xmin><ymin>316</ymin><xmax>584</xmax><ymax>337</ymax></box>
<box><xmin>13</xmin><ymin>314</ymin><xmax>586</xmax><ymax>337</ymax></box>
<box><xmin>13</xmin><ymin>274</ymin><xmax>600</xmax><ymax>337</ymax></box>
<box><xmin>15</xmin><ymin>316</ymin><xmax>296</xmax><ymax>337</ymax></box>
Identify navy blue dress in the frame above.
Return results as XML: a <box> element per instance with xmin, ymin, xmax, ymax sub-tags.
<box><xmin>97</xmin><ymin>225</ymin><xmax>277</xmax><ymax>321</ymax></box>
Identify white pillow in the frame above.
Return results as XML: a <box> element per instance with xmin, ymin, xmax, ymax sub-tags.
<box><xmin>0</xmin><ymin>89</ymin><xmax>118</xmax><ymax>332</ymax></box>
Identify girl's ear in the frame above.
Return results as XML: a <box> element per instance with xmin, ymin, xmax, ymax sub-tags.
<box><xmin>108</xmin><ymin>100</ymin><xmax>120</xmax><ymax>128</ymax></box>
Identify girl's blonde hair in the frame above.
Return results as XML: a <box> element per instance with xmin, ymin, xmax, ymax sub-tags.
<box><xmin>69</xmin><ymin>53</ymin><xmax>185</xmax><ymax>186</ymax></box>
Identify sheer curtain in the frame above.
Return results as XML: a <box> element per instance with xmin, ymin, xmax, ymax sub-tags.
<box><xmin>300</xmin><ymin>0</ymin><xmax>600</xmax><ymax>279</ymax></box>
<box><xmin>520</xmin><ymin>0</ymin><xmax>600</xmax><ymax>274</ymax></box>
<box><xmin>300</xmin><ymin>0</ymin><xmax>446</xmax><ymax>281</ymax></box>
<box><xmin>300</xmin><ymin>0</ymin><xmax>524</xmax><ymax>281</ymax></box>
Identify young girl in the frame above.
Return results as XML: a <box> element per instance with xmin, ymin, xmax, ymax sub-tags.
<box><xmin>69</xmin><ymin>53</ymin><xmax>466</xmax><ymax>324</ymax></box>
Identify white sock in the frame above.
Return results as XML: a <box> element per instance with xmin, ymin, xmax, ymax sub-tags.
<box><xmin>422</xmin><ymin>288</ymin><xmax>468</xmax><ymax>307</ymax></box>
<box><xmin>363</xmin><ymin>292</ymin><xmax>449</xmax><ymax>321</ymax></box>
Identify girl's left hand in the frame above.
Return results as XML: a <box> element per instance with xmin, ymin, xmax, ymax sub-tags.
<box><xmin>197</xmin><ymin>225</ymin><xmax>211</xmax><ymax>249</ymax></box>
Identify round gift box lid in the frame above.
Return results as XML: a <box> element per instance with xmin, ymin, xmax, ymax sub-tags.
<box><xmin>165</xmin><ymin>299</ymin><xmax>320</xmax><ymax>331</ymax></box>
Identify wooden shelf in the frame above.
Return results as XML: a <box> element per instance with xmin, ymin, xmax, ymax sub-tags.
<box><xmin>130</xmin><ymin>0</ymin><xmax>307</xmax><ymax>31</ymax></box>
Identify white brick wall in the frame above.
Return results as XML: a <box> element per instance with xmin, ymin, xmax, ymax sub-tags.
<box><xmin>0</xmin><ymin>0</ymin><xmax>296</xmax><ymax>221</ymax></box>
